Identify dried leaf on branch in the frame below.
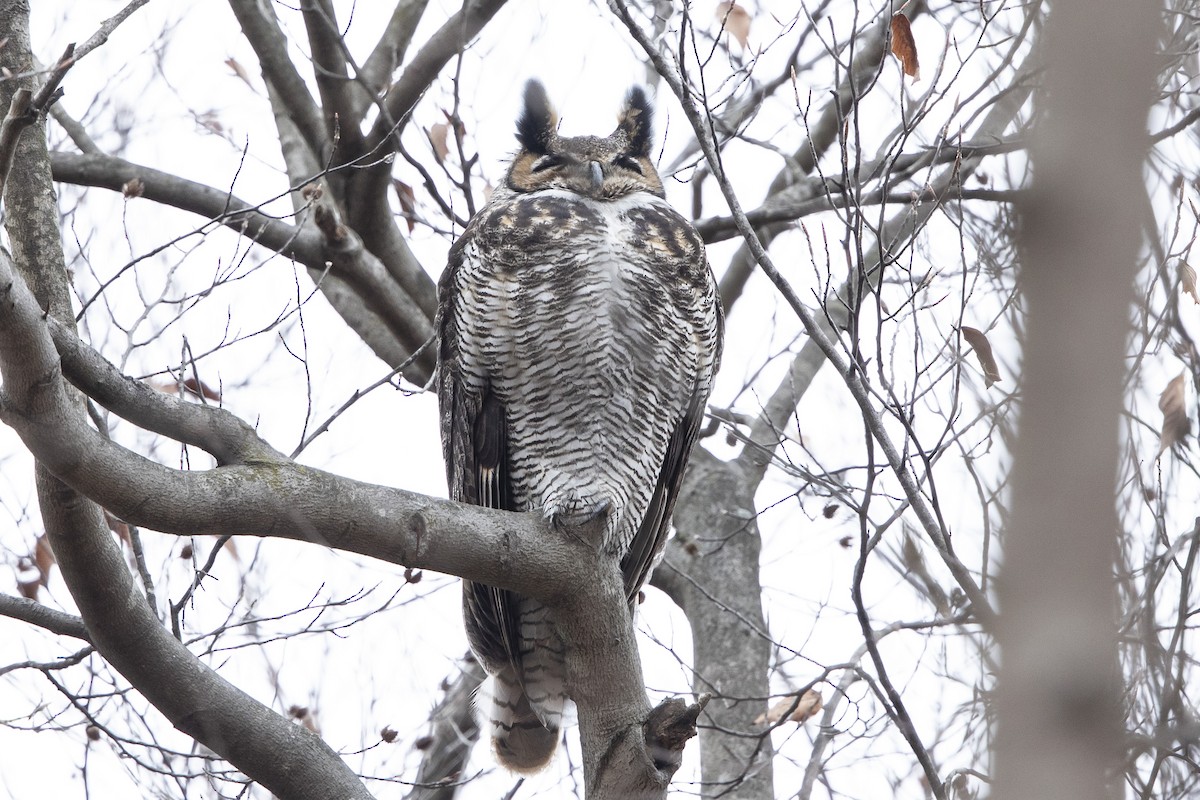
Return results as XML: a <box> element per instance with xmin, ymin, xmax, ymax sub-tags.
<box><xmin>225</xmin><ymin>57</ymin><xmax>255</xmax><ymax>91</ymax></box>
<box><xmin>890</xmin><ymin>13</ymin><xmax>920</xmax><ymax>80</ymax></box>
<box><xmin>755</xmin><ymin>689</ymin><xmax>823</xmax><ymax>725</ymax></box>
<box><xmin>147</xmin><ymin>376</ymin><xmax>222</xmax><ymax>401</ymax></box>
<box><xmin>429</xmin><ymin>122</ymin><xmax>450</xmax><ymax>164</ymax></box>
<box><xmin>716</xmin><ymin>2</ymin><xmax>752</xmax><ymax>50</ymax></box>
<box><xmin>959</xmin><ymin>326</ymin><xmax>1002</xmax><ymax>387</ymax></box>
<box><xmin>392</xmin><ymin>179</ymin><xmax>417</xmax><ymax>233</ymax></box>
<box><xmin>1180</xmin><ymin>261</ymin><xmax>1198</xmax><ymax>304</ymax></box>
<box><xmin>1158</xmin><ymin>372</ymin><xmax>1190</xmax><ymax>456</ymax></box>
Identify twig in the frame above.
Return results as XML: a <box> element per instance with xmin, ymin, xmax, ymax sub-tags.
<box><xmin>73</xmin><ymin>0</ymin><xmax>151</xmax><ymax>62</ymax></box>
<box><xmin>608</xmin><ymin>0</ymin><xmax>996</xmax><ymax>628</ymax></box>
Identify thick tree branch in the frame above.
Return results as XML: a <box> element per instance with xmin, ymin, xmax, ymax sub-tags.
<box><xmin>0</xmin><ymin>251</ymin><xmax>550</xmax><ymax>587</ymax></box>
<box><xmin>302</xmin><ymin>0</ymin><xmax>366</xmax><ymax>155</ymax></box>
<box><xmin>0</xmin><ymin>594</ymin><xmax>91</xmax><ymax>641</ymax></box>
<box><xmin>50</xmin><ymin>151</ymin><xmax>323</xmax><ymax>262</ymax></box>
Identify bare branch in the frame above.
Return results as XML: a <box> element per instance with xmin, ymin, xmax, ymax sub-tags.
<box><xmin>0</xmin><ymin>593</ymin><xmax>91</xmax><ymax>641</ymax></box>
<box><xmin>50</xmin><ymin>151</ymin><xmax>323</xmax><ymax>262</ymax></box>
<box><xmin>302</xmin><ymin>0</ymin><xmax>366</xmax><ymax>154</ymax></box>
<box><xmin>404</xmin><ymin>655</ymin><xmax>485</xmax><ymax>800</ymax></box>
<box><xmin>73</xmin><ymin>0</ymin><xmax>151</xmax><ymax>62</ymax></box>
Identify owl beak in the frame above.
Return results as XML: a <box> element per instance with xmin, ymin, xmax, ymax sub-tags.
<box><xmin>588</xmin><ymin>160</ymin><xmax>603</xmax><ymax>189</ymax></box>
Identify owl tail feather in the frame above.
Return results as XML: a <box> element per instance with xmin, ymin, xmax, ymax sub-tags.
<box><xmin>490</xmin><ymin>668</ymin><xmax>559</xmax><ymax>773</ymax></box>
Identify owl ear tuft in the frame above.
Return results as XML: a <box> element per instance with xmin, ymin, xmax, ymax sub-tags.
<box><xmin>516</xmin><ymin>80</ymin><xmax>557</xmax><ymax>154</ymax></box>
<box><xmin>617</xmin><ymin>86</ymin><xmax>654</xmax><ymax>158</ymax></box>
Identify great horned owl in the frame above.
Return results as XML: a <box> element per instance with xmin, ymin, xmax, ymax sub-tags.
<box><xmin>436</xmin><ymin>80</ymin><xmax>722</xmax><ymax>772</ymax></box>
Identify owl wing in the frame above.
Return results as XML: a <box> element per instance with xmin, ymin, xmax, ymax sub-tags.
<box><xmin>619</xmin><ymin>245</ymin><xmax>724</xmax><ymax>607</ymax></box>
<box><xmin>437</xmin><ymin>226</ymin><xmax>521</xmax><ymax>673</ymax></box>
<box><xmin>619</xmin><ymin>393</ymin><xmax>703</xmax><ymax>605</ymax></box>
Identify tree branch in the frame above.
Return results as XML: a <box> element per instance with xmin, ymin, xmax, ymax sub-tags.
<box><xmin>404</xmin><ymin>654</ymin><xmax>485</xmax><ymax>800</ymax></box>
<box><xmin>50</xmin><ymin>151</ymin><xmax>323</xmax><ymax>261</ymax></box>
<box><xmin>301</xmin><ymin>0</ymin><xmax>367</xmax><ymax>156</ymax></box>
<box><xmin>0</xmin><ymin>593</ymin><xmax>91</xmax><ymax>641</ymax></box>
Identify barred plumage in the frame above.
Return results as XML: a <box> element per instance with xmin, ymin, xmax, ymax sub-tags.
<box><xmin>436</xmin><ymin>80</ymin><xmax>722</xmax><ymax>772</ymax></box>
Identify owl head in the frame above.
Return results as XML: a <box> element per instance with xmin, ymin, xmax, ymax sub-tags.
<box><xmin>505</xmin><ymin>80</ymin><xmax>665</xmax><ymax>200</ymax></box>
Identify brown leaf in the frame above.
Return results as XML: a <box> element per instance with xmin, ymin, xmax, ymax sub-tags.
<box><xmin>428</xmin><ymin>123</ymin><xmax>450</xmax><ymax>164</ymax></box>
<box><xmin>289</xmin><ymin>705</ymin><xmax>320</xmax><ymax>733</ymax></box>
<box><xmin>121</xmin><ymin>177</ymin><xmax>144</xmax><ymax>199</ymax></box>
<box><xmin>104</xmin><ymin>510</ymin><xmax>132</xmax><ymax>548</ymax></box>
<box><xmin>182</xmin><ymin>376</ymin><xmax>221</xmax><ymax>401</ymax></box>
<box><xmin>17</xmin><ymin>557</ymin><xmax>40</xmax><ymax>600</ymax></box>
<box><xmin>148</xmin><ymin>377</ymin><xmax>221</xmax><ymax>401</ymax></box>
<box><xmin>34</xmin><ymin>534</ymin><xmax>55</xmax><ymax>586</ymax></box>
<box><xmin>755</xmin><ymin>689</ymin><xmax>823</xmax><ymax>725</ymax></box>
<box><xmin>959</xmin><ymin>326</ymin><xmax>1002</xmax><ymax>387</ymax></box>
<box><xmin>716</xmin><ymin>2</ymin><xmax>752</xmax><ymax>50</ymax></box>
<box><xmin>392</xmin><ymin>179</ymin><xmax>416</xmax><ymax>233</ymax></box>
<box><xmin>1180</xmin><ymin>261</ymin><xmax>1198</xmax><ymax>304</ymax></box>
<box><xmin>225</xmin><ymin>57</ymin><xmax>255</xmax><ymax>91</ymax></box>
<box><xmin>890</xmin><ymin>13</ymin><xmax>920</xmax><ymax>80</ymax></box>
<box><xmin>197</xmin><ymin>110</ymin><xmax>225</xmax><ymax>136</ymax></box>
<box><xmin>1158</xmin><ymin>372</ymin><xmax>1190</xmax><ymax>456</ymax></box>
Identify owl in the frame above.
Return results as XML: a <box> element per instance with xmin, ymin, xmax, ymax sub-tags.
<box><xmin>436</xmin><ymin>80</ymin><xmax>723</xmax><ymax>772</ymax></box>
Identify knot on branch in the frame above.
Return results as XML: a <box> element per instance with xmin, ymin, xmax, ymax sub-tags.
<box><xmin>643</xmin><ymin>693</ymin><xmax>709</xmax><ymax>772</ymax></box>
<box><xmin>308</xmin><ymin>184</ymin><xmax>350</xmax><ymax>247</ymax></box>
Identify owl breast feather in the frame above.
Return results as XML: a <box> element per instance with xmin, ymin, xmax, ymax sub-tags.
<box><xmin>457</xmin><ymin>190</ymin><xmax>706</xmax><ymax>555</ymax></box>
